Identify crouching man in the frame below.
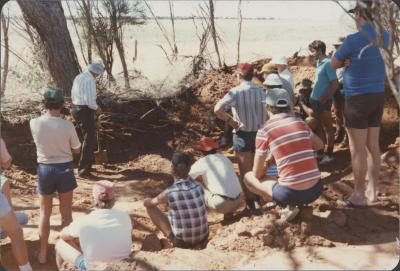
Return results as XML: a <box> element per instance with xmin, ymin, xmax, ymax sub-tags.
<box><xmin>144</xmin><ymin>152</ymin><xmax>209</xmax><ymax>248</ymax></box>
<box><xmin>55</xmin><ymin>181</ymin><xmax>132</xmax><ymax>270</ymax></box>
<box><xmin>189</xmin><ymin>137</ymin><xmax>242</xmax><ymax>220</ymax></box>
<box><xmin>244</xmin><ymin>88</ymin><xmax>324</xmax><ymax>222</ymax></box>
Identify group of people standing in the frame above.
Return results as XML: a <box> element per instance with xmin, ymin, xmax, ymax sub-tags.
<box><xmin>0</xmin><ymin>1</ymin><xmax>390</xmax><ymax>270</ymax></box>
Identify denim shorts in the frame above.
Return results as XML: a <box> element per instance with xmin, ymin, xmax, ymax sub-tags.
<box><xmin>272</xmin><ymin>180</ymin><xmax>324</xmax><ymax>206</ymax></box>
<box><xmin>310</xmin><ymin>99</ymin><xmax>333</xmax><ymax>113</ymax></box>
<box><xmin>233</xmin><ymin>130</ymin><xmax>257</xmax><ymax>152</ymax></box>
<box><xmin>37</xmin><ymin>162</ymin><xmax>77</xmax><ymax>195</ymax></box>
<box><xmin>75</xmin><ymin>254</ymin><xmax>87</xmax><ymax>270</ymax></box>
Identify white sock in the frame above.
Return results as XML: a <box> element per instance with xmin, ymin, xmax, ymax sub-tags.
<box><xmin>19</xmin><ymin>263</ymin><xmax>32</xmax><ymax>271</ymax></box>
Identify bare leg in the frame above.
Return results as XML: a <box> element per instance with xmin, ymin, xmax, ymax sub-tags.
<box><xmin>59</xmin><ymin>191</ymin><xmax>73</xmax><ymax>229</ymax></box>
<box><xmin>145</xmin><ymin>205</ymin><xmax>172</xmax><ymax>238</ymax></box>
<box><xmin>236</xmin><ymin>151</ymin><xmax>256</xmax><ymax>201</ymax></box>
<box><xmin>243</xmin><ymin>172</ymin><xmax>277</xmax><ymax>202</ymax></box>
<box><xmin>347</xmin><ymin>128</ymin><xmax>368</xmax><ymax>205</ymax></box>
<box><xmin>2</xmin><ymin>180</ymin><xmax>12</xmax><ymax>206</ymax></box>
<box><xmin>365</xmin><ymin>127</ymin><xmax>381</xmax><ymax>202</ymax></box>
<box><xmin>321</xmin><ymin>110</ymin><xmax>335</xmax><ymax>152</ymax></box>
<box><xmin>0</xmin><ymin>211</ymin><xmax>30</xmax><ymax>267</ymax></box>
<box><xmin>55</xmin><ymin>239</ymin><xmax>82</xmax><ymax>270</ymax></box>
<box><xmin>38</xmin><ymin>194</ymin><xmax>53</xmax><ymax>263</ymax></box>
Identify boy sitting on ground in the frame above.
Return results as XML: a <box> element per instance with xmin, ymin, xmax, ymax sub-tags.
<box><xmin>189</xmin><ymin>137</ymin><xmax>242</xmax><ymax>220</ymax></box>
<box><xmin>55</xmin><ymin>181</ymin><xmax>132</xmax><ymax>270</ymax></box>
<box><xmin>144</xmin><ymin>152</ymin><xmax>209</xmax><ymax>248</ymax></box>
<box><xmin>244</xmin><ymin>88</ymin><xmax>324</xmax><ymax>222</ymax></box>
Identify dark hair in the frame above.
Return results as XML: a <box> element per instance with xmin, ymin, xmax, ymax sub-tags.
<box><xmin>266</xmin><ymin>105</ymin><xmax>290</xmax><ymax>114</ymax></box>
<box><xmin>202</xmin><ymin>149</ymin><xmax>217</xmax><ymax>156</ymax></box>
<box><xmin>239</xmin><ymin>72</ymin><xmax>253</xmax><ymax>81</ymax></box>
<box><xmin>44</xmin><ymin>101</ymin><xmax>64</xmax><ymax>110</ymax></box>
<box><xmin>94</xmin><ymin>198</ymin><xmax>115</xmax><ymax>209</ymax></box>
<box><xmin>171</xmin><ymin>152</ymin><xmax>193</xmax><ymax>179</ymax></box>
<box><xmin>308</xmin><ymin>40</ymin><xmax>326</xmax><ymax>55</ymax></box>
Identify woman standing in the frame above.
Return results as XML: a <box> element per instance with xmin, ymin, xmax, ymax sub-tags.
<box><xmin>30</xmin><ymin>87</ymin><xmax>81</xmax><ymax>263</ymax></box>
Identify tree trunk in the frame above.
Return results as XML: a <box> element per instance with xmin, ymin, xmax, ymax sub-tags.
<box><xmin>17</xmin><ymin>0</ymin><xmax>81</xmax><ymax>96</ymax></box>
<box><xmin>209</xmin><ymin>0</ymin><xmax>222</xmax><ymax>68</ymax></box>
<box><xmin>114</xmin><ymin>36</ymin><xmax>130</xmax><ymax>89</ymax></box>
<box><xmin>1</xmin><ymin>14</ymin><xmax>10</xmax><ymax>97</ymax></box>
<box><xmin>87</xmin><ymin>0</ymin><xmax>92</xmax><ymax>63</ymax></box>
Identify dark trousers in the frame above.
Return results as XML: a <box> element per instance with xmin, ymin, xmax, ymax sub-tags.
<box><xmin>73</xmin><ymin>106</ymin><xmax>97</xmax><ymax>172</ymax></box>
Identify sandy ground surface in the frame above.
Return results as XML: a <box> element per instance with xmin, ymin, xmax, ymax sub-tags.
<box><xmin>1</xmin><ymin>57</ymin><xmax>399</xmax><ymax>270</ymax></box>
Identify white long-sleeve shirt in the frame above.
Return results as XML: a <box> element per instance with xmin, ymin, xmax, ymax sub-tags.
<box><xmin>71</xmin><ymin>71</ymin><xmax>98</xmax><ymax>110</ymax></box>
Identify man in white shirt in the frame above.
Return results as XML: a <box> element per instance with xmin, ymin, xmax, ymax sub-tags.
<box><xmin>71</xmin><ymin>60</ymin><xmax>104</xmax><ymax>177</ymax></box>
<box><xmin>189</xmin><ymin>137</ymin><xmax>242</xmax><ymax>220</ymax></box>
<box><xmin>271</xmin><ymin>56</ymin><xmax>295</xmax><ymax>91</ymax></box>
<box><xmin>55</xmin><ymin>180</ymin><xmax>132</xmax><ymax>270</ymax></box>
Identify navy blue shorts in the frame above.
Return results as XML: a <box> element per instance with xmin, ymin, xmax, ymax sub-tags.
<box><xmin>310</xmin><ymin>99</ymin><xmax>333</xmax><ymax>113</ymax></box>
<box><xmin>37</xmin><ymin>162</ymin><xmax>77</xmax><ymax>195</ymax></box>
<box><xmin>233</xmin><ymin>130</ymin><xmax>257</xmax><ymax>152</ymax></box>
<box><xmin>272</xmin><ymin>180</ymin><xmax>324</xmax><ymax>206</ymax></box>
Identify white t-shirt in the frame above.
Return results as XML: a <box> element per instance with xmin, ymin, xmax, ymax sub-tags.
<box><xmin>189</xmin><ymin>153</ymin><xmax>242</xmax><ymax>198</ymax></box>
<box><xmin>280</xmin><ymin>68</ymin><xmax>295</xmax><ymax>91</ymax></box>
<box><xmin>30</xmin><ymin>115</ymin><xmax>81</xmax><ymax>164</ymax></box>
<box><xmin>64</xmin><ymin>209</ymin><xmax>132</xmax><ymax>265</ymax></box>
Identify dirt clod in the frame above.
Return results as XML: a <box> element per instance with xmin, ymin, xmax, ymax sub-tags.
<box><xmin>141</xmin><ymin>234</ymin><xmax>162</xmax><ymax>252</ymax></box>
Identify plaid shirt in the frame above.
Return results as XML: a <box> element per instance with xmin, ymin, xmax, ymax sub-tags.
<box><xmin>166</xmin><ymin>179</ymin><xmax>209</xmax><ymax>244</ymax></box>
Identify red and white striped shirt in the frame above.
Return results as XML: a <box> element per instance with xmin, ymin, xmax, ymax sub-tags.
<box><xmin>255</xmin><ymin>113</ymin><xmax>320</xmax><ymax>187</ymax></box>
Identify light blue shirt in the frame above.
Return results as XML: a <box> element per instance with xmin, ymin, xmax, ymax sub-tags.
<box><xmin>334</xmin><ymin>23</ymin><xmax>389</xmax><ymax>96</ymax></box>
<box><xmin>311</xmin><ymin>58</ymin><xmax>338</xmax><ymax>100</ymax></box>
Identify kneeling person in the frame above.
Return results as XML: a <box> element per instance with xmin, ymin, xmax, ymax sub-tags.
<box><xmin>144</xmin><ymin>152</ymin><xmax>208</xmax><ymax>248</ymax></box>
<box><xmin>55</xmin><ymin>181</ymin><xmax>132</xmax><ymax>270</ymax></box>
<box><xmin>244</xmin><ymin>88</ymin><xmax>324</xmax><ymax>221</ymax></box>
<box><xmin>189</xmin><ymin>137</ymin><xmax>242</xmax><ymax>219</ymax></box>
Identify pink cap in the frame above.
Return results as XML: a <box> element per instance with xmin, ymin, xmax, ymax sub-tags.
<box><xmin>92</xmin><ymin>180</ymin><xmax>115</xmax><ymax>201</ymax></box>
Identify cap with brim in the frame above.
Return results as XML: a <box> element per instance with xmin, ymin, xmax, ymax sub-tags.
<box><xmin>88</xmin><ymin>60</ymin><xmax>104</xmax><ymax>76</ymax></box>
<box><xmin>235</xmin><ymin>63</ymin><xmax>253</xmax><ymax>76</ymax></box>
<box><xmin>271</xmin><ymin>56</ymin><xmax>288</xmax><ymax>65</ymax></box>
<box><xmin>258</xmin><ymin>63</ymin><xmax>278</xmax><ymax>75</ymax></box>
<box><xmin>93</xmin><ymin>180</ymin><xmax>115</xmax><ymax>201</ymax></box>
<box><xmin>43</xmin><ymin>87</ymin><xmax>64</xmax><ymax>104</ymax></box>
<box><xmin>196</xmin><ymin>136</ymin><xmax>219</xmax><ymax>152</ymax></box>
<box><xmin>263</xmin><ymin>88</ymin><xmax>290</xmax><ymax>108</ymax></box>
<box><xmin>263</xmin><ymin>74</ymin><xmax>283</xmax><ymax>86</ymax></box>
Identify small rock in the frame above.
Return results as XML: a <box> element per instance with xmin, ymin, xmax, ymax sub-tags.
<box><xmin>160</xmin><ymin>238</ymin><xmax>173</xmax><ymax>249</ymax></box>
<box><xmin>322</xmin><ymin>240</ymin><xmax>336</xmax><ymax>247</ymax></box>
<box><xmin>300</xmin><ymin>206</ymin><xmax>313</xmax><ymax>221</ymax></box>
<box><xmin>141</xmin><ymin>234</ymin><xmax>162</xmax><ymax>251</ymax></box>
<box><xmin>318</xmin><ymin>203</ymin><xmax>330</xmax><ymax>212</ymax></box>
<box><xmin>330</xmin><ymin>211</ymin><xmax>347</xmax><ymax>227</ymax></box>
<box><xmin>250</xmin><ymin>227</ymin><xmax>266</xmax><ymax>236</ymax></box>
<box><xmin>238</xmin><ymin>230</ymin><xmax>252</xmax><ymax>238</ymax></box>
<box><xmin>301</xmin><ymin>222</ymin><xmax>311</xmax><ymax>235</ymax></box>
<box><xmin>262</xmin><ymin>234</ymin><xmax>275</xmax><ymax>246</ymax></box>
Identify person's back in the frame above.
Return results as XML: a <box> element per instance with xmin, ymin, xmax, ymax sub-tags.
<box><xmin>335</xmin><ymin>23</ymin><xmax>389</xmax><ymax>96</ymax></box>
<box><xmin>193</xmin><ymin>153</ymin><xmax>241</xmax><ymax>198</ymax></box>
<box><xmin>30</xmin><ymin>115</ymin><xmax>79</xmax><ymax>164</ymax></box>
<box><xmin>257</xmin><ymin>115</ymin><xmax>320</xmax><ymax>188</ymax></box>
<box><xmin>166</xmin><ymin>179</ymin><xmax>208</xmax><ymax>244</ymax></box>
<box><xmin>75</xmin><ymin>208</ymin><xmax>132</xmax><ymax>264</ymax></box>
<box><xmin>228</xmin><ymin>81</ymin><xmax>267</xmax><ymax>132</ymax></box>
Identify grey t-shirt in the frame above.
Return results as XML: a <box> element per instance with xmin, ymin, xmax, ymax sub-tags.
<box><xmin>30</xmin><ymin>114</ymin><xmax>81</xmax><ymax>164</ymax></box>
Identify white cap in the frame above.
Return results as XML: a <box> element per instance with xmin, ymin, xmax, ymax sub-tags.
<box><xmin>271</xmin><ymin>56</ymin><xmax>288</xmax><ymax>65</ymax></box>
<box><xmin>263</xmin><ymin>74</ymin><xmax>283</xmax><ymax>86</ymax></box>
<box><xmin>263</xmin><ymin>88</ymin><xmax>290</xmax><ymax>108</ymax></box>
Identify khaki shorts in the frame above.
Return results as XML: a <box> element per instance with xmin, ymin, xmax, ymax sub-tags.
<box><xmin>204</xmin><ymin>189</ymin><xmax>241</xmax><ymax>214</ymax></box>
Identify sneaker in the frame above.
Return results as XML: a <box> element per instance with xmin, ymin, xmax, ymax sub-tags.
<box><xmin>319</xmin><ymin>155</ymin><xmax>334</xmax><ymax>165</ymax></box>
<box><xmin>280</xmin><ymin>206</ymin><xmax>300</xmax><ymax>222</ymax></box>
